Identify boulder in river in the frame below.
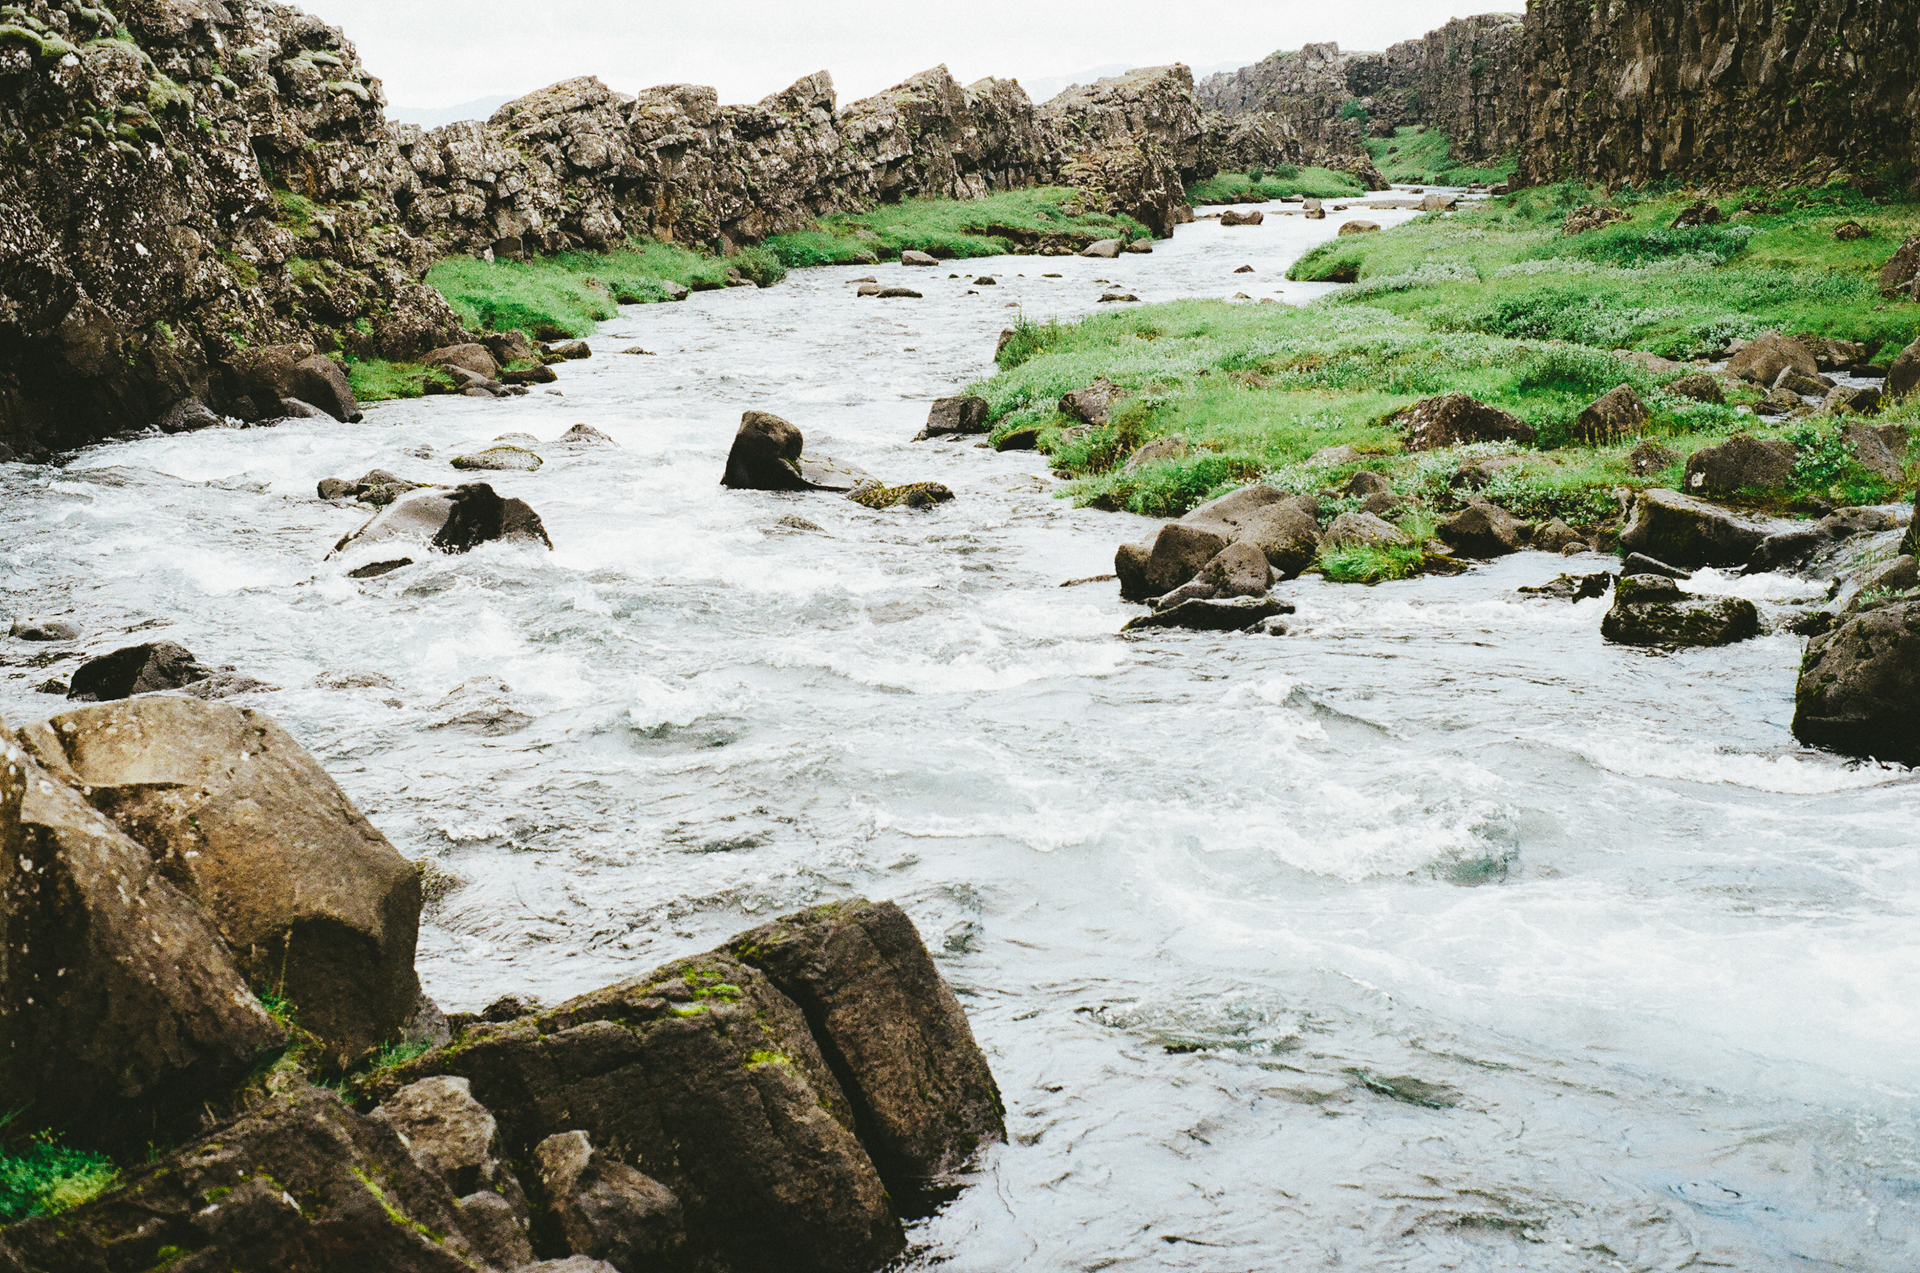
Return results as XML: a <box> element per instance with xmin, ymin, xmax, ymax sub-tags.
<box><xmin>1438</xmin><ymin>502</ymin><xmax>1529</xmax><ymax>557</ymax></box>
<box><xmin>849</xmin><ymin>482</ymin><xmax>955</xmax><ymax>510</ymax></box>
<box><xmin>1600</xmin><ymin>574</ymin><xmax>1760</xmax><ymax>647</ymax></box>
<box><xmin>1793</xmin><ymin>600</ymin><xmax>1920</xmax><ymax>763</ymax></box>
<box><xmin>900</xmin><ymin>250</ymin><xmax>939</xmax><ymax>266</ymax></box>
<box><xmin>723</xmin><ymin>411</ymin><xmax>812</xmax><ymax>490</ymax></box>
<box><xmin>425</xmin><ymin>343</ymin><xmax>501</xmax><ymax>380</ymax></box>
<box><xmin>1181</xmin><ymin>485</ymin><xmax>1322</xmax><ymax>579</ymax></box>
<box><xmin>1619</xmin><ymin>488</ymin><xmax>1781</xmax><ymax>568</ymax></box>
<box><xmin>1532</xmin><ymin>518</ymin><xmax>1587</xmax><ymax>553</ymax></box>
<box><xmin>19</xmin><ymin>698</ymin><xmax>425</xmax><ymax>1070</ymax></box>
<box><xmin>1400</xmin><ymin>393</ymin><xmax>1535</xmax><ymax>450</ymax></box>
<box><xmin>1219</xmin><ymin>209</ymin><xmax>1264</xmax><ymax>226</ymax></box>
<box><xmin>356</xmin><ymin>950</ymin><xmax>908</xmax><ymax>1273</ymax></box>
<box><xmin>1</xmin><ymin>731</ymin><xmax>286</xmax><ymax>1148</ymax></box>
<box><xmin>917</xmin><ymin>395</ymin><xmax>990</xmax><ymax>439</ymax></box>
<box><xmin>1122</xmin><ymin>596</ymin><xmax>1292</xmax><ymax>632</ymax></box>
<box><xmin>1573</xmin><ymin>384</ymin><xmax>1651</xmax><ymax>444</ymax></box>
<box><xmin>332</xmin><ymin>484</ymin><xmax>552</xmax><ymax>559</ymax></box>
<box><xmin>875</xmin><ymin>287</ymin><xmax>923</xmax><ymax>299</ymax></box>
<box><xmin>67</xmin><ymin>640</ymin><xmax>212</xmax><ymax>701</ymax></box>
<box><xmin>452</xmin><ymin>444</ymin><xmax>544</xmax><ymax>472</ymax></box>
<box><xmin>1116</xmin><ymin>522</ymin><xmax>1231</xmax><ymax>601</ymax></box>
<box><xmin>9</xmin><ymin>616</ymin><xmax>78</xmax><ymax>641</ymax></box>
<box><xmin>1727</xmin><ymin>332</ymin><xmax>1817</xmax><ymax>386</ymax></box>
<box><xmin>1079</xmin><ymin>239</ymin><xmax>1122</xmax><ymax>258</ymax></box>
<box><xmin>1683</xmin><ymin>433</ymin><xmax>1797</xmax><ymax>496</ymax></box>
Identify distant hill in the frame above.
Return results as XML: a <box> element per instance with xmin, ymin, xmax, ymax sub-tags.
<box><xmin>387</xmin><ymin>96</ymin><xmax>513</xmax><ymax>129</ymax></box>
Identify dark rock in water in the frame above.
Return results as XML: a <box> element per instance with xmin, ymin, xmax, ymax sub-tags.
<box><xmin>1793</xmin><ymin>600</ymin><xmax>1920</xmax><ymax>764</ymax></box>
<box><xmin>1400</xmin><ymin>392</ymin><xmax>1535</xmax><ymax>450</ymax></box>
<box><xmin>503</xmin><ymin>362</ymin><xmax>560</xmax><ymax>385</ymax></box>
<box><xmin>160</xmin><ymin>399</ymin><xmax>224</xmax><ymax>433</ymax></box>
<box><xmin>1683</xmin><ymin>433</ymin><xmax>1797</xmax><ymax>496</ymax></box>
<box><xmin>1123</xmin><ymin>596</ymin><xmax>1292</xmax><ymax>632</ymax></box>
<box><xmin>1060</xmin><ymin>378</ymin><xmax>1124</xmax><ymax>427</ymax></box>
<box><xmin>1627</xmin><ymin>438</ymin><xmax>1679</xmax><ymax>475</ymax></box>
<box><xmin>1098</xmin><ymin>292</ymin><xmax>1141</xmax><ymax>303</ymax></box>
<box><xmin>994</xmin><ymin>428</ymin><xmax>1041</xmax><ymax>451</ymax></box>
<box><xmin>849</xmin><ymin>482</ymin><xmax>955</xmax><ymax>509</ymax></box>
<box><xmin>1518</xmin><ymin>572</ymin><xmax>1612</xmax><ymax>601</ymax></box>
<box><xmin>536</xmin><ymin>1131</ymin><xmax>686</xmax><ymax>1271</ymax></box>
<box><xmin>355</xmin><ymin>950</ymin><xmax>908</xmax><ymax>1273</ymax></box>
<box><xmin>295</xmin><ymin>355</ymin><xmax>365</xmax><ymax>423</ymax></box>
<box><xmin>542</xmin><ymin>340</ymin><xmax>593</xmax><ymax>362</ymax></box>
<box><xmin>9</xmin><ymin>617</ymin><xmax>78</xmax><ymax>641</ymax></box>
<box><xmin>1171</xmin><ymin>484</ymin><xmax>1321</xmax><ymax>580</ymax></box>
<box><xmin>1619</xmin><ymin>488</ymin><xmax>1779</xmax><ymax>569</ymax></box>
<box><xmin>1621</xmin><ymin>552</ymin><xmax>1692</xmax><ymax>580</ymax></box>
<box><xmin>1532</xmin><ymin>518</ymin><xmax>1587</xmax><ymax>552</ymax></box>
<box><xmin>436</xmin><ymin>483</ymin><xmax>555</xmax><ymax>553</ymax></box>
<box><xmin>0</xmin><ymin>737</ymin><xmax>284</xmax><ymax>1149</ymax></box>
<box><xmin>726</xmin><ymin>899</ymin><xmax>1007</xmax><ymax>1202</ymax></box>
<box><xmin>1573</xmin><ymin>383</ymin><xmax>1650</xmax><ymax>444</ymax></box>
<box><xmin>1196</xmin><ymin>541</ymin><xmax>1273</xmax><ymax>598</ymax></box>
<box><xmin>68</xmin><ymin>641</ymin><xmax>211</xmax><ymax>701</ymax></box>
<box><xmin>318</xmin><ymin>476</ymin><xmax>356</xmax><ymax>500</ymax></box>
<box><xmin>918</xmin><ymin>396</ymin><xmax>990</xmax><ymax>440</ymax></box>
<box><xmin>901</xmin><ymin>250</ymin><xmax>940</xmax><ymax>266</ymax></box>
<box><xmin>558</xmin><ymin>423</ymin><xmax>617</xmax><ymax>446</ymax></box>
<box><xmin>1220</xmin><ymin>209</ymin><xmax>1264</xmax><ymax>226</ymax></box>
<box><xmin>452</xmin><ymin>444</ymin><xmax>543</xmax><ymax>471</ymax></box>
<box><xmin>1438</xmin><ymin>502</ymin><xmax>1528</xmax><ymax>556</ymax></box>
<box><xmin>1115</xmin><ymin>522</ymin><xmax>1231</xmax><ymax>601</ymax></box>
<box><xmin>19</xmin><ymin>699</ymin><xmax>425</xmax><ymax>1071</ymax></box>
<box><xmin>348</xmin><ymin>558</ymin><xmax>416</xmax><ymax>579</ymax></box>
<box><xmin>0</xmin><ymin>1086</ymin><xmax>492</xmax><ymax>1272</ymax></box>
<box><xmin>876</xmin><ymin>287</ymin><xmax>923</xmax><ymax>299</ymax></box>
<box><xmin>484</xmin><ymin>330</ymin><xmax>539</xmax><ymax>366</ymax></box>
<box><xmin>723</xmin><ymin>411</ymin><xmax>812</xmax><ymax>490</ymax></box>
<box><xmin>1601</xmin><ymin>575</ymin><xmax>1760</xmax><ymax>647</ymax></box>
<box><xmin>1663</xmin><ymin>373</ymin><xmax>1725</xmax><ymax>405</ymax></box>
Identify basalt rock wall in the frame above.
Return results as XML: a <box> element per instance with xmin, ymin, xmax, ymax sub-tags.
<box><xmin>1348</xmin><ymin>14</ymin><xmax>1526</xmax><ymax>161</ymax></box>
<box><xmin>1518</xmin><ymin>0</ymin><xmax>1920</xmax><ymax>189</ymax></box>
<box><xmin>398</xmin><ymin>62</ymin><xmax>1208</xmax><ymax>259</ymax></box>
<box><xmin>0</xmin><ymin>0</ymin><xmax>468</xmax><ymax>461</ymax></box>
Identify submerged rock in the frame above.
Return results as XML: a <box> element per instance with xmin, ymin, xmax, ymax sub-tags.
<box><xmin>19</xmin><ymin>699</ymin><xmax>425</xmax><ymax>1070</ymax></box>
<box><xmin>848</xmin><ymin>482</ymin><xmax>955</xmax><ymax>510</ymax></box>
<box><xmin>1600</xmin><ymin>574</ymin><xmax>1760</xmax><ymax>648</ymax></box>
<box><xmin>1123</xmin><ymin>596</ymin><xmax>1292</xmax><ymax>632</ymax></box>
<box><xmin>1793</xmin><ymin>599</ymin><xmax>1920</xmax><ymax>764</ymax></box>
<box><xmin>67</xmin><ymin>640</ymin><xmax>211</xmax><ymax>701</ymax></box>
<box><xmin>8</xmin><ymin>617</ymin><xmax>78</xmax><ymax>641</ymax></box>
<box><xmin>1115</xmin><ymin>522</ymin><xmax>1231</xmax><ymax>601</ymax></box>
<box><xmin>1518</xmin><ymin>572</ymin><xmax>1612</xmax><ymax>601</ymax></box>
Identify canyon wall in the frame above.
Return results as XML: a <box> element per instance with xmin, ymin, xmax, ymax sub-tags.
<box><xmin>1519</xmin><ymin>0</ymin><xmax>1920</xmax><ymax>188</ymax></box>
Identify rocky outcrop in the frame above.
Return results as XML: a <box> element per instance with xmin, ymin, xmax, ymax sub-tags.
<box><xmin>18</xmin><ymin>699</ymin><xmax>424</xmax><ymax>1069</ymax></box>
<box><xmin>1</xmin><ymin>736</ymin><xmax>286</xmax><ymax>1148</ymax></box>
<box><xmin>0</xmin><ymin>0</ymin><xmax>468</xmax><ymax>458</ymax></box>
<box><xmin>1619</xmin><ymin>488</ymin><xmax>1785</xmax><ymax>568</ymax></box>
<box><xmin>1601</xmin><ymin>574</ymin><xmax>1761</xmax><ymax>647</ymax></box>
<box><xmin>1519</xmin><ymin>0</ymin><xmax>1920</xmax><ymax>191</ymax></box>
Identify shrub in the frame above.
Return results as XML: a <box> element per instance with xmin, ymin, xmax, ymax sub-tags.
<box><xmin>0</xmin><ymin>1131</ymin><xmax>117</xmax><ymax>1224</ymax></box>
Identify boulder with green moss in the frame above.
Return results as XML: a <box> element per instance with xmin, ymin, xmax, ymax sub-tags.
<box><xmin>1600</xmin><ymin>574</ymin><xmax>1760</xmax><ymax>648</ymax></box>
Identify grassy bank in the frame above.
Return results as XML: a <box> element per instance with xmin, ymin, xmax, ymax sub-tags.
<box><xmin>966</xmin><ymin>184</ymin><xmax>1920</xmax><ymax>572</ymax></box>
<box><xmin>1186</xmin><ymin>167</ymin><xmax>1368</xmax><ymax>205</ymax></box>
<box><xmin>763</xmin><ymin>187</ymin><xmax>1147</xmax><ymax>267</ymax></box>
<box><xmin>1366</xmin><ymin>127</ymin><xmax>1516</xmax><ymax>188</ymax></box>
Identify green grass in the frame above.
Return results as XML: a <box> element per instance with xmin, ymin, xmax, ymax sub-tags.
<box><xmin>345</xmin><ymin>357</ymin><xmax>456</xmax><ymax>403</ymax></box>
<box><xmin>967</xmin><ymin>199</ymin><xmax>1920</xmax><ymax>529</ymax></box>
<box><xmin>0</xmin><ymin>1128</ymin><xmax>117</xmax><ymax>1224</ymax></box>
<box><xmin>1365</xmin><ymin>127</ymin><xmax>1516</xmax><ymax>187</ymax></box>
<box><xmin>762</xmin><ymin>187</ymin><xmax>1147</xmax><ymax>267</ymax></box>
<box><xmin>1318</xmin><ymin>542</ymin><xmax>1425</xmax><ymax>583</ymax></box>
<box><xmin>427</xmin><ymin>241</ymin><xmax>785</xmax><ymax>340</ymax></box>
<box><xmin>1186</xmin><ymin>168</ymin><xmax>1368</xmax><ymax>205</ymax></box>
<box><xmin>1288</xmin><ymin>183</ymin><xmax>1920</xmax><ymax>361</ymax></box>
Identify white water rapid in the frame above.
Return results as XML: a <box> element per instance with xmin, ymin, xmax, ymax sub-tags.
<box><xmin>3</xmin><ymin>196</ymin><xmax>1916</xmax><ymax>1271</ymax></box>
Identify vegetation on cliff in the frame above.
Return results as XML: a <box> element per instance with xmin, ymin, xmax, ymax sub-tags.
<box><xmin>1185</xmin><ymin>167</ymin><xmax>1368</xmax><ymax>204</ymax></box>
<box><xmin>762</xmin><ymin>187</ymin><xmax>1149</xmax><ymax>267</ymax></box>
<box><xmin>967</xmin><ymin>185</ymin><xmax>1919</xmax><ymax>562</ymax></box>
<box><xmin>1365</xmin><ymin>126</ymin><xmax>1516</xmax><ymax>187</ymax></box>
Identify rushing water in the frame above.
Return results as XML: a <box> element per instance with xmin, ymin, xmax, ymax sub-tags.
<box><xmin>4</xmin><ymin>195</ymin><xmax>1919</xmax><ymax>1271</ymax></box>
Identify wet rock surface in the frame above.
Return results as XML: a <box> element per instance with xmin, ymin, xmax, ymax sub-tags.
<box><xmin>1619</xmin><ymin>488</ymin><xmax>1783</xmax><ymax>570</ymax></box>
<box><xmin>1793</xmin><ymin>598</ymin><xmax>1920</xmax><ymax>764</ymax></box>
<box><xmin>1601</xmin><ymin>574</ymin><xmax>1761</xmax><ymax>648</ymax></box>
<box><xmin>66</xmin><ymin>640</ymin><xmax>211</xmax><ymax>701</ymax></box>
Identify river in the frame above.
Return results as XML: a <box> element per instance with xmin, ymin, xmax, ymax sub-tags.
<box><xmin>2</xmin><ymin>197</ymin><xmax>1916</xmax><ymax>1271</ymax></box>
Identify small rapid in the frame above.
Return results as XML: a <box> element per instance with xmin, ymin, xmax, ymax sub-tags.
<box><xmin>3</xmin><ymin>197</ymin><xmax>1917</xmax><ymax>1271</ymax></box>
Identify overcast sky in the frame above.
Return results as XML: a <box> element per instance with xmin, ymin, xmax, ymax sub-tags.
<box><xmin>298</xmin><ymin>0</ymin><xmax>1509</xmax><ymax>110</ymax></box>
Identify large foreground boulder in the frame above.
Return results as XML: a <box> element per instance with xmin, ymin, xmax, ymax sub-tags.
<box><xmin>1400</xmin><ymin>393</ymin><xmax>1535</xmax><ymax>451</ymax></box>
<box><xmin>917</xmin><ymin>396</ymin><xmax>990</xmax><ymax>439</ymax></box>
<box><xmin>360</xmin><ymin>950</ymin><xmax>907</xmax><ymax>1273</ymax></box>
<box><xmin>1792</xmin><ymin>600</ymin><xmax>1920</xmax><ymax>764</ymax></box>
<box><xmin>17</xmin><ymin>699</ymin><xmax>423</xmax><ymax>1069</ymax></box>
<box><xmin>1619</xmin><ymin>489</ymin><xmax>1781</xmax><ymax>569</ymax></box>
<box><xmin>1182</xmin><ymin>485</ymin><xmax>1322</xmax><ymax>579</ymax></box>
<box><xmin>723</xmin><ymin>411</ymin><xmax>812</xmax><ymax>490</ymax></box>
<box><xmin>1600</xmin><ymin>575</ymin><xmax>1760</xmax><ymax>648</ymax></box>
<box><xmin>1115</xmin><ymin>522</ymin><xmax>1231</xmax><ymax>601</ymax></box>
<box><xmin>727</xmin><ymin>899</ymin><xmax>1007</xmax><ymax>1201</ymax></box>
<box><xmin>1</xmin><ymin>738</ymin><xmax>284</xmax><ymax>1147</ymax></box>
<box><xmin>0</xmin><ymin>1087</ymin><xmax>489</xmax><ymax>1273</ymax></box>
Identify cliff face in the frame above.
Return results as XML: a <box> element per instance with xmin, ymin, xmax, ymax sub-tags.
<box><xmin>1196</xmin><ymin>43</ymin><xmax>1370</xmax><ymax>160</ymax></box>
<box><xmin>397</xmin><ymin>63</ymin><xmax>1208</xmax><ymax>261</ymax></box>
<box><xmin>0</xmin><ymin>0</ymin><xmax>466</xmax><ymax>459</ymax></box>
<box><xmin>1349</xmin><ymin>14</ymin><xmax>1525</xmax><ymax>160</ymax></box>
<box><xmin>1519</xmin><ymin>0</ymin><xmax>1920</xmax><ymax>189</ymax></box>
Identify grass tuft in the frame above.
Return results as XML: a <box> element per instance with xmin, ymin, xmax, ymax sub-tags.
<box><xmin>763</xmin><ymin>187</ymin><xmax>1147</xmax><ymax>266</ymax></box>
<box><xmin>1365</xmin><ymin>126</ymin><xmax>1516</xmax><ymax>188</ymax></box>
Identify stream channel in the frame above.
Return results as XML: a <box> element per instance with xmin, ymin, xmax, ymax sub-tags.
<box><xmin>2</xmin><ymin>197</ymin><xmax>1917</xmax><ymax>1271</ymax></box>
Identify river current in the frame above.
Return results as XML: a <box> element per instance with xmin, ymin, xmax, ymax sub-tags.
<box><xmin>3</xmin><ymin>199</ymin><xmax>1917</xmax><ymax>1271</ymax></box>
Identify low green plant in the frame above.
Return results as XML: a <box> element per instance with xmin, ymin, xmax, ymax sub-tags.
<box><xmin>1317</xmin><ymin>542</ymin><xmax>1424</xmax><ymax>583</ymax></box>
<box><xmin>1365</xmin><ymin>126</ymin><xmax>1516</xmax><ymax>187</ymax></box>
<box><xmin>762</xmin><ymin>187</ymin><xmax>1146</xmax><ymax>266</ymax></box>
<box><xmin>370</xmin><ymin>1036</ymin><xmax>434</xmax><ymax>1072</ymax></box>
<box><xmin>0</xmin><ymin>1121</ymin><xmax>117</xmax><ymax>1224</ymax></box>
<box><xmin>345</xmin><ymin>357</ymin><xmax>453</xmax><ymax>403</ymax></box>
<box><xmin>1186</xmin><ymin>168</ymin><xmax>1366</xmax><ymax>205</ymax></box>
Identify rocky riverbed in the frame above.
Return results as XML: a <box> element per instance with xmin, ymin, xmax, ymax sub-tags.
<box><xmin>4</xmin><ymin>200</ymin><xmax>1919</xmax><ymax>1270</ymax></box>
